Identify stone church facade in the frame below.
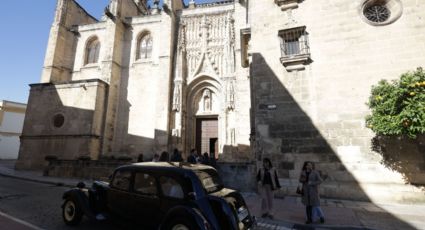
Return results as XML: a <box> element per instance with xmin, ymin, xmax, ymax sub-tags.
<box><xmin>17</xmin><ymin>0</ymin><xmax>425</xmax><ymax>202</ymax></box>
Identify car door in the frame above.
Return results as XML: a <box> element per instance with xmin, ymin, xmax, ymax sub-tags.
<box><xmin>129</xmin><ymin>171</ymin><xmax>161</xmax><ymax>228</ymax></box>
<box><xmin>107</xmin><ymin>169</ymin><xmax>133</xmax><ymax>218</ymax></box>
<box><xmin>158</xmin><ymin>175</ymin><xmax>188</xmax><ymax>213</ymax></box>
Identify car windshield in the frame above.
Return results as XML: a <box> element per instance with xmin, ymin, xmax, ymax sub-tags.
<box><xmin>194</xmin><ymin>169</ymin><xmax>223</xmax><ymax>193</ymax></box>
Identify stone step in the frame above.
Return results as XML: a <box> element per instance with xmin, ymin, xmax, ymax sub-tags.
<box><xmin>276</xmin><ymin>180</ymin><xmax>425</xmax><ymax>203</ymax></box>
<box><xmin>283</xmin><ymin>170</ymin><xmax>406</xmax><ymax>184</ymax></box>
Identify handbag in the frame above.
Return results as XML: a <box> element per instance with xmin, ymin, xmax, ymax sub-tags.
<box><xmin>296</xmin><ymin>185</ymin><xmax>304</xmax><ymax>195</ymax></box>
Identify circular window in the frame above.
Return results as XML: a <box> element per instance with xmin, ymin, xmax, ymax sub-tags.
<box><xmin>360</xmin><ymin>0</ymin><xmax>402</xmax><ymax>26</ymax></box>
<box><xmin>364</xmin><ymin>5</ymin><xmax>390</xmax><ymax>23</ymax></box>
<box><xmin>52</xmin><ymin>114</ymin><xmax>65</xmax><ymax>128</ymax></box>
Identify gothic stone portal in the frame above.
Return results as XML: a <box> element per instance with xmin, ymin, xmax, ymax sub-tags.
<box><xmin>171</xmin><ymin>11</ymin><xmax>237</xmax><ymax>159</ymax></box>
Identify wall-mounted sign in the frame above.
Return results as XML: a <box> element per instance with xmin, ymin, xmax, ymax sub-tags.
<box><xmin>259</xmin><ymin>104</ymin><xmax>277</xmax><ymax>110</ymax></box>
<box><xmin>267</xmin><ymin>104</ymin><xmax>277</xmax><ymax>110</ymax></box>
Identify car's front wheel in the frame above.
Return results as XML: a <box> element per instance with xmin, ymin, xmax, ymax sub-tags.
<box><xmin>171</xmin><ymin>224</ymin><xmax>190</xmax><ymax>230</ymax></box>
<box><xmin>164</xmin><ymin>217</ymin><xmax>198</xmax><ymax>230</ymax></box>
<box><xmin>62</xmin><ymin>197</ymin><xmax>83</xmax><ymax>226</ymax></box>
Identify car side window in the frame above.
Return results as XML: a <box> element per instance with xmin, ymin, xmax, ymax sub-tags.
<box><xmin>134</xmin><ymin>173</ymin><xmax>157</xmax><ymax>196</ymax></box>
<box><xmin>160</xmin><ymin>176</ymin><xmax>184</xmax><ymax>199</ymax></box>
<box><xmin>111</xmin><ymin>170</ymin><xmax>131</xmax><ymax>191</ymax></box>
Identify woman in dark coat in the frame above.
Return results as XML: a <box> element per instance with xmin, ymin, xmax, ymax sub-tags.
<box><xmin>299</xmin><ymin>161</ymin><xmax>323</xmax><ymax>224</ymax></box>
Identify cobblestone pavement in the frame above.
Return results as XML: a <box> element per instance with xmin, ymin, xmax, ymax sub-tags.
<box><xmin>255</xmin><ymin>218</ymin><xmax>292</xmax><ymax>230</ymax></box>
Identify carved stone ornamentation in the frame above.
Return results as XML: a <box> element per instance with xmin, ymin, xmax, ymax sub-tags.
<box><xmin>227</xmin><ymin>80</ymin><xmax>235</xmax><ymax>110</ymax></box>
<box><xmin>203</xmin><ymin>89</ymin><xmax>212</xmax><ymax>112</ymax></box>
<box><xmin>178</xmin><ymin>11</ymin><xmax>235</xmax><ymax>80</ymax></box>
<box><xmin>172</xmin><ymin>83</ymin><xmax>181</xmax><ymax>112</ymax></box>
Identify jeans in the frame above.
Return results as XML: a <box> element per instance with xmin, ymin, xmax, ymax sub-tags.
<box><xmin>312</xmin><ymin>206</ymin><xmax>324</xmax><ymax>221</ymax></box>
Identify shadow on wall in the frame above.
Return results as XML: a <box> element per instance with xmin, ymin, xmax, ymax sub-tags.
<box><xmin>251</xmin><ymin>53</ymin><xmax>370</xmax><ymax>200</ymax></box>
<box><xmin>16</xmin><ymin>77</ymin><xmax>169</xmax><ymax>172</ymax></box>
<box><xmin>372</xmin><ymin>134</ymin><xmax>425</xmax><ymax>188</ymax></box>
<box><xmin>16</xmin><ymin>80</ymin><xmax>108</xmax><ymax>170</ymax></box>
<box><xmin>217</xmin><ymin>144</ymin><xmax>256</xmax><ymax>191</ymax></box>
<box><xmin>250</xmin><ymin>53</ymin><xmax>417</xmax><ymax>228</ymax></box>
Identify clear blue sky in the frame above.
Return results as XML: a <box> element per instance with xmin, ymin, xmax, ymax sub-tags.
<box><xmin>0</xmin><ymin>0</ymin><xmax>217</xmax><ymax>104</ymax></box>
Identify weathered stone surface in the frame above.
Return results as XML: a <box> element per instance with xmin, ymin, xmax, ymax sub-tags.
<box><xmin>17</xmin><ymin>0</ymin><xmax>425</xmax><ymax>203</ymax></box>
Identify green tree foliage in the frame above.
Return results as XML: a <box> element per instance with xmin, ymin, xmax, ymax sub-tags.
<box><xmin>366</xmin><ymin>68</ymin><xmax>425</xmax><ymax>138</ymax></box>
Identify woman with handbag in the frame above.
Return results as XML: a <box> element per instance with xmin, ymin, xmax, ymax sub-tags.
<box><xmin>299</xmin><ymin>161</ymin><xmax>324</xmax><ymax>224</ymax></box>
<box><xmin>257</xmin><ymin>158</ymin><xmax>281</xmax><ymax>219</ymax></box>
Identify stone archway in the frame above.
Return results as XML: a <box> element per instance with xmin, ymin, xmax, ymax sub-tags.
<box><xmin>184</xmin><ymin>75</ymin><xmax>224</xmax><ymax>157</ymax></box>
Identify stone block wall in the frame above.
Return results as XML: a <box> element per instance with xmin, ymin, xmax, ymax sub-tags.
<box><xmin>249</xmin><ymin>0</ymin><xmax>425</xmax><ymax>203</ymax></box>
<box><xmin>44</xmin><ymin>159</ymin><xmax>132</xmax><ymax>180</ymax></box>
<box><xmin>216</xmin><ymin>162</ymin><xmax>257</xmax><ymax>192</ymax></box>
<box><xmin>16</xmin><ymin>80</ymin><xmax>108</xmax><ymax>170</ymax></box>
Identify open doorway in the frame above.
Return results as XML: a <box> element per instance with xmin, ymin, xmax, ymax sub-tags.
<box><xmin>195</xmin><ymin>117</ymin><xmax>218</xmax><ymax>158</ymax></box>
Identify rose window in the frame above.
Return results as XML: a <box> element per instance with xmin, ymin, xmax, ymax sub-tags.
<box><xmin>363</xmin><ymin>5</ymin><xmax>390</xmax><ymax>23</ymax></box>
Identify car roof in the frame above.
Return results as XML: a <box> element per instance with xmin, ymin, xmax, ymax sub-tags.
<box><xmin>115</xmin><ymin>162</ymin><xmax>215</xmax><ymax>174</ymax></box>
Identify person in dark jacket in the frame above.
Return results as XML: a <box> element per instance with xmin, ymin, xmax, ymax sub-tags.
<box><xmin>137</xmin><ymin>153</ymin><xmax>144</xmax><ymax>162</ymax></box>
<box><xmin>159</xmin><ymin>151</ymin><xmax>169</xmax><ymax>162</ymax></box>
<box><xmin>201</xmin><ymin>152</ymin><xmax>210</xmax><ymax>165</ymax></box>
<box><xmin>187</xmin><ymin>149</ymin><xmax>197</xmax><ymax>164</ymax></box>
<box><xmin>257</xmin><ymin>158</ymin><xmax>281</xmax><ymax>219</ymax></box>
<box><xmin>170</xmin><ymin>148</ymin><xmax>183</xmax><ymax>162</ymax></box>
<box><xmin>299</xmin><ymin>161</ymin><xmax>324</xmax><ymax>224</ymax></box>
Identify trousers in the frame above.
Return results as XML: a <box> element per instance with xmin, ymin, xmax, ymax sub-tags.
<box><xmin>260</xmin><ymin>184</ymin><xmax>274</xmax><ymax>214</ymax></box>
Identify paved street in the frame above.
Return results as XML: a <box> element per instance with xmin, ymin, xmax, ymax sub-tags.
<box><xmin>0</xmin><ymin>176</ymin><xmax>119</xmax><ymax>230</ymax></box>
<box><xmin>0</xmin><ymin>210</ymin><xmax>44</xmax><ymax>230</ymax></box>
<box><xmin>0</xmin><ymin>175</ymin><xmax>280</xmax><ymax>230</ymax></box>
<box><xmin>1</xmin><ymin>168</ymin><xmax>425</xmax><ymax>230</ymax></box>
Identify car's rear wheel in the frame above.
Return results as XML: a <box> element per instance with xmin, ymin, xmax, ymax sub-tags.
<box><xmin>62</xmin><ymin>198</ymin><xmax>83</xmax><ymax>226</ymax></box>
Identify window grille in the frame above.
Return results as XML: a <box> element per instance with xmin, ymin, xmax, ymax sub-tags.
<box><xmin>279</xmin><ymin>26</ymin><xmax>310</xmax><ymax>58</ymax></box>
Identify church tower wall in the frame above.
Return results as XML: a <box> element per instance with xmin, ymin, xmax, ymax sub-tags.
<box><xmin>41</xmin><ymin>0</ymin><xmax>98</xmax><ymax>83</ymax></box>
<box><xmin>112</xmin><ymin>12</ymin><xmax>175</xmax><ymax>158</ymax></box>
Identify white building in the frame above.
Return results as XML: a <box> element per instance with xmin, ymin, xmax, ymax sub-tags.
<box><xmin>0</xmin><ymin>100</ymin><xmax>26</xmax><ymax>159</ymax></box>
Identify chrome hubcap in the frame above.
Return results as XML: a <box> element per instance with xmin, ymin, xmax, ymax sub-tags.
<box><xmin>171</xmin><ymin>224</ymin><xmax>189</xmax><ymax>230</ymax></box>
<box><xmin>64</xmin><ymin>201</ymin><xmax>76</xmax><ymax>221</ymax></box>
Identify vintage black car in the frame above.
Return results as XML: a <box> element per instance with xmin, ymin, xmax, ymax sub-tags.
<box><xmin>61</xmin><ymin>162</ymin><xmax>255</xmax><ymax>230</ymax></box>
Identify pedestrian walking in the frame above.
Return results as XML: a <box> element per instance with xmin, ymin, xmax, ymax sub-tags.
<box><xmin>299</xmin><ymin>161</ymin><xmax>324</xmax><ymax>224</ymax></box>
<box><xmin>256</xmin><ymin>158</ymin><xmax>281</xmax><ymax>219</ymax></box>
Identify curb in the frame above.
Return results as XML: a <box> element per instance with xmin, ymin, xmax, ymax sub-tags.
<box><xmin>0</xmin><ymin>171</ymin><xmax>77</xmax><ymax>188</ymax></box>
<box><xmin>257</xmin><ymin>217</ymin><xmax>377</xmax><ymax>230</ymax></box>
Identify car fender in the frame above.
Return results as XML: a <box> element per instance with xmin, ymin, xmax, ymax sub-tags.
<box><xmin>207</xmin><ymin>195</ymin><xmax>238</xmax><ymax>230</ymax></box>
<box><xmin>62</xmin><ymin>188</ymin><xmax>96</xmax><ymax>220</ymax></box>
<box><xmin>159</xmin><ymin>206</ymin><xmax>210</xmax><ymax>230</ymax></box>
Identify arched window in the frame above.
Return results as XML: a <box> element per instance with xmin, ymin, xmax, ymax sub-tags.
<box><xmin>85</xmin><ymin>37</ymin><xmax>100</xmax><ymax>65</ymax></box>
<box><xmin>137</xmin><ymin>33</ymin><xmax>153</xmax><ymax>60</ymax></box>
